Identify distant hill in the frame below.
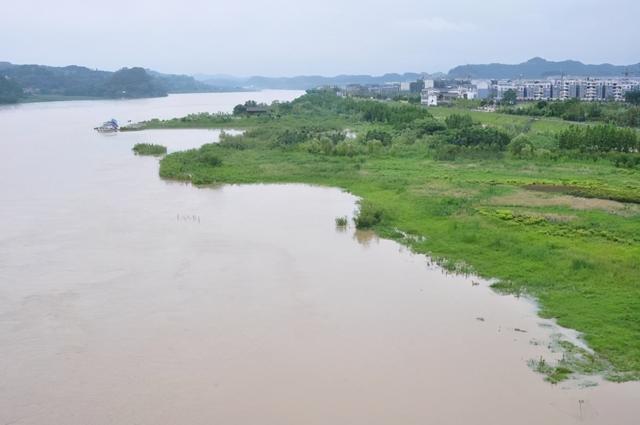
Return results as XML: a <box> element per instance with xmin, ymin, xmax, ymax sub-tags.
<box><xmin>1</xmin><ymin>64</ymin><xmax>112</xmax><ymax>98</ymax></box>
<box><xmin>448</xmin><ymin>57</ymin><xmax>640</xmax><ymax>79</ymax></box>
<box><xmin>0</xmin><ymin>62</ymin><xmax>218</xmax><ymax>103</ymax></box>
<box><xmin>146</xmin><ymin>70</ymin><xmax>217</xmax><ymax>93</ymax></box>
<box><xmin>0</xmin><ymin>76</ymin><xmax>23</xmax><ymax>103</ymax></box>
<box><xmin>102</xmin><ymin>67</ymin><xmax>167</xmax><ymax>98</ymax></box>
<box><xmin>197</xmin><ymin>72</ymin><xmax>437</xmax><ymax>90</ymax></box>
<box><xmin>6</xmin><ymin>57</ymin><xmax>638</xmax><ymax>105</ymax></box>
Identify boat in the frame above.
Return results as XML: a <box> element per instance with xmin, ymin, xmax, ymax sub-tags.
<box><xmin>94</xmin><ymin>119</ymin><xmax>119</xmax><ymax>133</ymax></box>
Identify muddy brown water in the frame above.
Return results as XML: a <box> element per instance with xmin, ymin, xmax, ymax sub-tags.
<box><xmin>1</xmin><ymin>92</ymin><xmax>638</xmax><ymax>424</ymax></box>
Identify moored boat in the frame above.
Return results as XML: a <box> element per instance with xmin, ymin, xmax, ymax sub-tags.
<box><xmin>94</xmin><ymin>119</ymin><xmax>119</xmax><ymax>132</ymax></box>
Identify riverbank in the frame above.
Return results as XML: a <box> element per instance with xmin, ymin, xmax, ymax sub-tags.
<box><xmin>0</xmin><ymin>90</ymin><xmax>260</xmax><ymax>106</ymax></box>
<box><xmin>147</xmin><ymin>91</ymin><xmax>640</xmax><ymax>381</ymax></box>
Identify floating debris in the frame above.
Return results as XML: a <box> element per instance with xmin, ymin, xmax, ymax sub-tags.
<box><xmin>176</xmin><ymin>213</ymin><xmax>201</xmax><ymax>223</ymax></box>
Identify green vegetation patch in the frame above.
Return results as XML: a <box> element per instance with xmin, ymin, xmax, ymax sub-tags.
<box><xmin>354</xmin><ymin>200</ymin><xmax>384</xmax><ymax>229</ymax></box>
<box><xmin>132</xmin><ymin>143</ymin><xmax>167</xmax><ymax>156</ymax></box>
<box><xmin>529</xmin><ymin>339</ymin><xmax>638</xmax><ymax>384</ymax></box>
<box><xmin>335</xmin><ymin>216</ymin><xmax>348</xmax><ymax>227</ymax></box>
<box><xmin>501</xmin><ymin>98</ymin><xmax>640</xmax><ymax>128</ymax></box>
<box><xmin>525</xmin><ymin>183</ymin><xmax>640</xmax><ymax>204</ymax></box>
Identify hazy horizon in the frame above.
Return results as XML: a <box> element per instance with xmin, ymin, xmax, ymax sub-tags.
<box><xmin>2</xmin><ymin>0</ymin><xmax>639</xmax><ymax>77</ymax></box>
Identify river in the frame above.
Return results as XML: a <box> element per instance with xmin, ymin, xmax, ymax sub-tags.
<box><xmin>0</xmin><ymin>91</ymin><xmax>638</xmax><ymax>424</ymax></box>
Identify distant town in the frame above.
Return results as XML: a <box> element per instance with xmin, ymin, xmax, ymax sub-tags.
<box><xmin>336</xmin><ymin>76</ymin><xmax>640</xmax><ymax>106</ymax></box>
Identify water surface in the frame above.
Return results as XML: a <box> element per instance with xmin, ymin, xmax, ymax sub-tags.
<box><xmin>1</xmin><ymin>91</ymin><xmax>638</xmax><ymax>425</ymax></box>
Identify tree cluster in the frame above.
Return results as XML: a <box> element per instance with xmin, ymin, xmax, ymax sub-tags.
<box><xmin>558</xmin><ymin>124</ymin><xmax>638</xmax><ymax>153</ymax></box>
<box><xmin>503</xmin><ymin>98</ymin><xmax>640</xmax><ymax>128</ymax></box>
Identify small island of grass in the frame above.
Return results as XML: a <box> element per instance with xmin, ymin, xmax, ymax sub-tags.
<box><xmin>132</xmin><ymin>143</ymin><xmax>167</xmax><ymax>156</ymax></box>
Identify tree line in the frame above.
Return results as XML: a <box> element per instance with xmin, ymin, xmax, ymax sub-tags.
<box><xmin>558</xmin><ymin>125</ymin><xmax>638</xmax><ymax>153</ymax></box>
<box><xmin>501</xmin><ymin>98</ymin><xmax>640</xmax><ymax>128</ymax></box>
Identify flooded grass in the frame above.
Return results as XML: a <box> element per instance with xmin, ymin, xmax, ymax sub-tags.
<box><xmin>334</xmin><ymin>216</ymin><xmax>348</xmax><ymax>227</ymax></box>
<box><xmin>132</xmin><ymin>143</ymin><xmax>167</xmax><ymax>155</ymax></box>
<box><xmin>528</xmin><ymin>337</ymin><xmax>637</xmax><ymax>383</ymax></box>
<box><xmin>353</xmin><ymin>201</ymin><xmax>384</xmax><ymax>229</ymax></box>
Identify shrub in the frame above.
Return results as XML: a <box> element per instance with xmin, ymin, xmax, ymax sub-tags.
<box><xmin>305</xmin><ymin>137</ymin><xmax>335</xmax><ymax>155</ymax></box>
<box><xmin>325</xmin><ymin>131</ymin><xmax>346</xmax><ymax>143</ymax></box>
<box><xmin>364</xmin><ymin>129</ymin><xmax>393</xmax><ymax>146</ymax></box>
<box><xmin>445</xmin><ymin>126</ymin><xmax>511</xmax><ymax>150</ymax></box>
<box><xmin>335</xmin><ymin>216</ymin><xmax>348</xmax><ymax>227</ymax></box>
<box><xmin>445</xmin><ymin>113</ymin><xmax>474</xmax><ymax>129</ymax></box>
<box><xmin>508</xmin><ymin>134</ymin><xmax>535</xmax><ymax>158</ymax></box>
<box><xmin>366</xmin><ymin>139</ymin><xmax>384</xmax><ymax>154</ymax></box>
<box><xmin>198</xmin><ymin>150</ymin><xmax>222</xmax><ymax>166</ymax></box>
<box><xmin>392</xmin><ymin>131</ymin><xmax>418</xmax><ymax>145</ymax></box>
<box><xmin>277</xmin><ymin>129</ymin><xmax>309</xmax><ymax>147</ymax></box>
<box><xmin>412</xmin><ymin>117</ymin><xmax>447</xmax><ymax>135</ymax></box>
<box><xmin>335</xmin><ymin>140</ymin><xmax>362</xmax><ymax>157</ymax></box>
<box><xmin>132</xmin><ymin>143</ymin><xmax>167</xmax><ymax>155</ymax></box>
<box><xmin>354</xmin><ymin>201</ymin><xmax>384</xmax><ymax>229</ymax></box>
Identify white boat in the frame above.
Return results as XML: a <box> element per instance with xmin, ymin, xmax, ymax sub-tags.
<box><xmin>94</xmin><ymin>119</ymin><xmax>119</xmax><ymax>133</ymax></box>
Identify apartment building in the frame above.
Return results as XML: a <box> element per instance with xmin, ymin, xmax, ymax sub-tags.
<box><xmin>421</xmin><ymin>86</ymin><xmax>478</xmax><ymax>106</ymax></box>
<box><xmin>492</xmin><ymin>78</ymin><xmax>640</xmax><ymax>102</ymax></box>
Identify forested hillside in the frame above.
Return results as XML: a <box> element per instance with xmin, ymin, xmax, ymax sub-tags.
<box><xmin>0</xmin><ymin>62</ymin><xmax>215</xmax><ymax>103</ymax></box>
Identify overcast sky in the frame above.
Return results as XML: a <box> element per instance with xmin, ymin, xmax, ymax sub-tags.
<box><xmin>2</xmin><ymin>0</ymin><xmax>638</xmax><ymax>76</ymax></box>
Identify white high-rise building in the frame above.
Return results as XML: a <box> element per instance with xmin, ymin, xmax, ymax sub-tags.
<box><xmin>491</xmin><ymin>77</ymin><xmax>640</xmax><ymax>102</ymax></box>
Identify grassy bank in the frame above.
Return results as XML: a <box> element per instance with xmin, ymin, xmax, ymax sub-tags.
<box><xmin>429</xmin><ymin>106</ymin><xmax>575</xmax><ymax>133</ymax></box>
<box><xmin>148</xmin><ymin>91</ymin><xmax>640</xmax><ymax>381</ymax></box>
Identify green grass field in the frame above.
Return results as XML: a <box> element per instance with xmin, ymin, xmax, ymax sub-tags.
<box><xmin>430</xmin><ymin>106</ymin><xmax>576</xmax><ymax>132</ymax></box>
